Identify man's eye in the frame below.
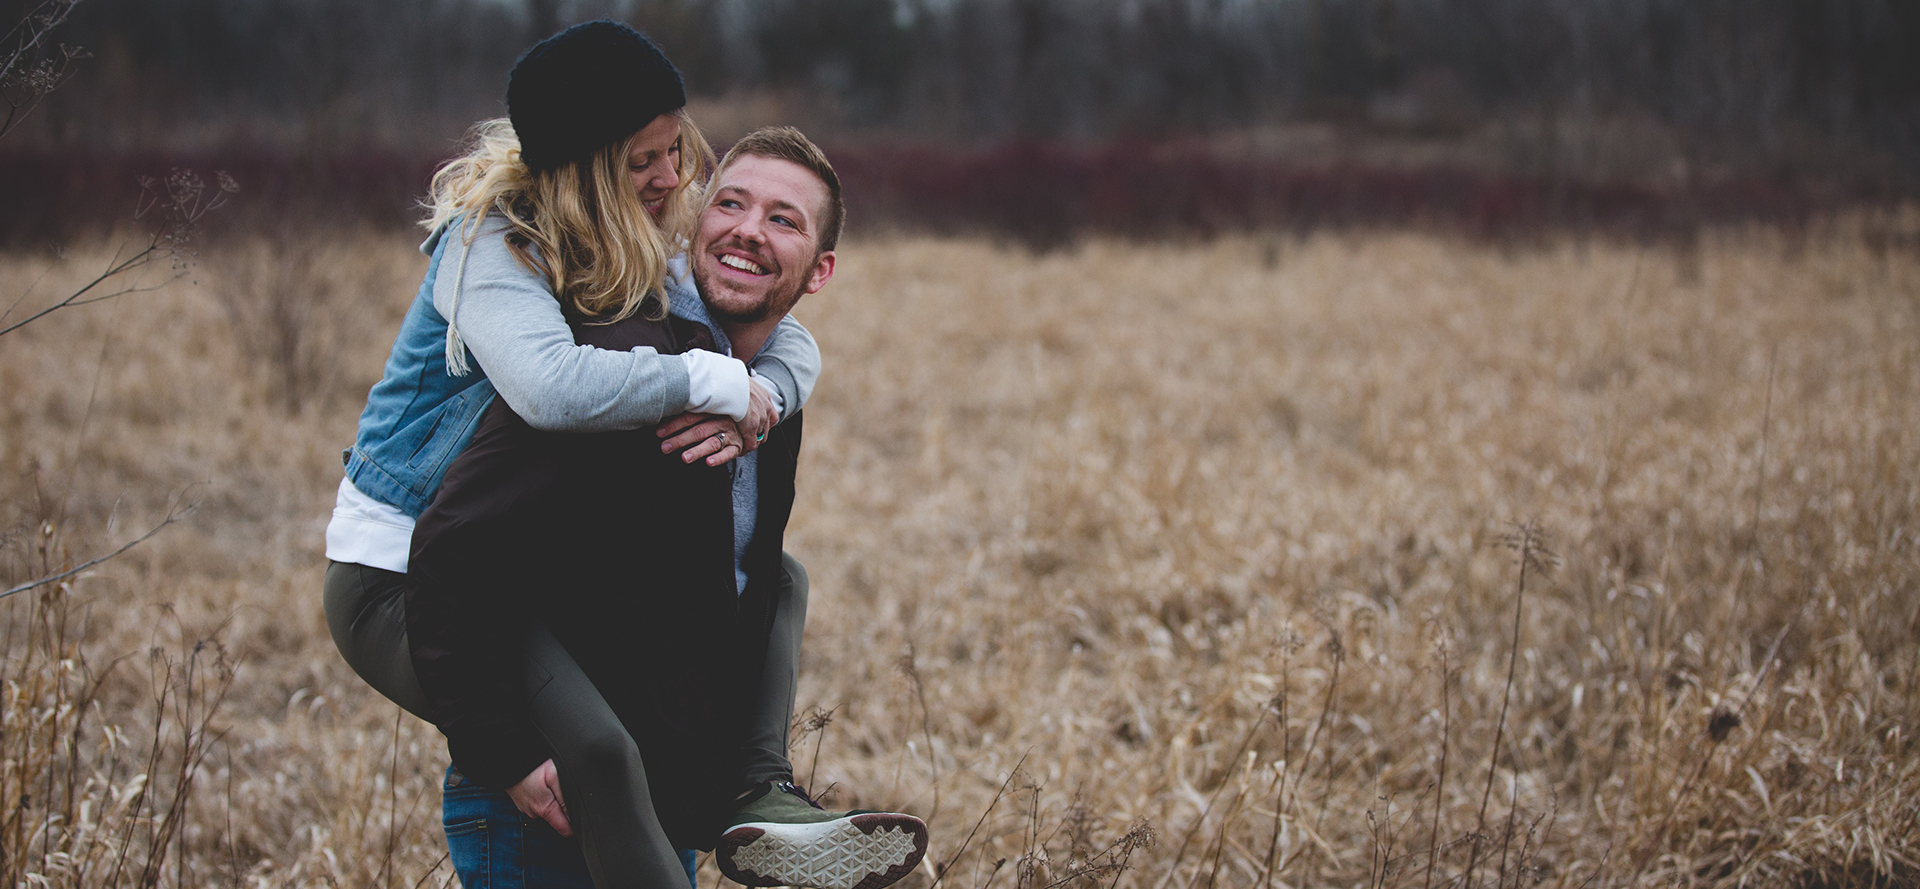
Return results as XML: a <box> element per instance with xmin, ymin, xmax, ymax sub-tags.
<box><xmin>772</xmin><ymin>215</ymin><xmax>797</xmax><ymax>229</ymax></box>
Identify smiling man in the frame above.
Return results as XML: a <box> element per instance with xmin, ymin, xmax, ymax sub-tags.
<box><xmin>660</xmin><ymin>127</ymin><xmax>933</xmax><ymax>889</ymax></box>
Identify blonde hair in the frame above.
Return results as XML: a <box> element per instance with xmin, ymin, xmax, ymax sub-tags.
<box><xmin>423</xmin><ymin>110</ymin><xmax>715</xmax><ymax>371</ymax></box>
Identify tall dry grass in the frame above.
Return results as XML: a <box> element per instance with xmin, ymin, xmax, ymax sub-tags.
<box><xmin>1</xmin><ymin>217</ymin><xmax>1916</xmax><ymax>888</ymax></box>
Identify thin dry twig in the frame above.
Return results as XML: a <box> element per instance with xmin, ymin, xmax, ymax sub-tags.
<box><xmin>791</xmin><ymin>703</ymin><xmax>842</xmax><ymax>792</ymax></box>
<box><xmin>0</xmin><ymin>168</ymin><xmax>236</xmax><ymax>339</ymax></box>
<box><xmin>1464</xmin><ymin>522</ymin><xmax>1554</xmax><ymax>889</ymax></box>
<box><xmin>1424</xmin><ymin>643</ymin><xmax>1452</xmax><ymax>889</ymax></box>
<box><xmin>1628</xmin><ymin>618</ymin><xmax>1795</xmax><ymax>884</ymax></box>
<box><xmin>0</xmin><ymin>0</ymin><xmax>84</xmax><ymax>141</ymax></box>
<box><xmin>900</xmin><ymin>643</ymin><xmax>943</xmax><ymax>822</ymax></box>
<box><xmin>1</xmin><ymin>497</ymin><xmax>195</xmax><ymax>600</ymax></box>
<box><xmin>407</xmin><ymin>851</ymin><xmax>452</xmax><ymax>889</ymax></box>
<box><xmin>929</xmin><ymin>751</ymin><xmax>1030</xmax><ymax>889</ymax></box>
<box><xmin>1258</xmin><ymin>638</ymin><xmax>1293</xmax><ymax>889</ymax></box>
<box><xmin>1156</xmin><ymin>705</ymin><xmax>1271</xmax><ymax>889</ymax></box>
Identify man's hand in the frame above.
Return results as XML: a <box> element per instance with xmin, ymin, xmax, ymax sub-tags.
<box><xmin>659</xmin><ymin>413</ymin><xmax>748</xmax><ymax>466</ymax></box>
<box><xmin>508</xmin><ymin>759</ymin><xmax>572</xmax><ymax>837</ymax></box>
<box><xmin>659</xmin><ymin>380</ymin><xmax>776</xmax><ymax>466</ymax></box>
<box><xmin>738</xmin><ymin>380</ymin><xmax>777</xmax><ymax>447</ymax></box>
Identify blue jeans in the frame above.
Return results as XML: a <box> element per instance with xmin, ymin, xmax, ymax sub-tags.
<box><xmin>443</xmin><ymin>768</ymin><xmax>697</xmax><ymax>889</ymax></box>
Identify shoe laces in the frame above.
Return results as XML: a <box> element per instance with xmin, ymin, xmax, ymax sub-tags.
<box><xmin>776</xmin><ymin>781</ymin><xmax>825</xmax><ymax>810</ymax></box>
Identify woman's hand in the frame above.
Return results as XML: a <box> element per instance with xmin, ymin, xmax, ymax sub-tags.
<box><xmin>507</xmin><ymin>759</ymin><xmax>572</xmax><ymax>837</ymax></box>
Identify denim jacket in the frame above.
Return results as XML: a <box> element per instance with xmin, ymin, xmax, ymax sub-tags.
<box><xmin>342</xmin><ymin>229</ymin><xmax>492</xmax><ymax>517</ymax></box>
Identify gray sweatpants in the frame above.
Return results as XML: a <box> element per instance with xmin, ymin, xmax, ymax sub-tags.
<box><xmin>323</xmin><ymin>556</ymin><xmax>808</xmax><ymax>889</ymax></box>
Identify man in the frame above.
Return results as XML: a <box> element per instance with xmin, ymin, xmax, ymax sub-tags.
<box><xmin>412</xmin><ymin>128</ymin><xmax>928</xmax><ymax>889</ymax></box>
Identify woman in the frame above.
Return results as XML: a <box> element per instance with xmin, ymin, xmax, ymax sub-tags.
<box><xmin>323</xmin><ymin>20</ymin><xmax>819</xmax><ymax>888</ymax></box>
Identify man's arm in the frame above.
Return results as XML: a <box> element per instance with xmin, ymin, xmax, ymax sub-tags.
<box><xmin>749</xmin><ymin>314</ymin><xmax>819</xmax><ymax>423</ymax></box>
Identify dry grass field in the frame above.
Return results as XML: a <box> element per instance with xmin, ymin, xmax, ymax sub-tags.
<box><xmin>2</xmin><ymin>219</ymin><xmax>1916</xmax><ymax>888</ymax></box>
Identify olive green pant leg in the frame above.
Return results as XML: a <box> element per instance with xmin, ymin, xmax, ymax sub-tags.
<box><xmin>523</xmin><ymin>624</ymin><xmax>690</xmax><ymax>889</ymax></box>
<box><xmin>738</xmin><ymin>552</ymin><xmax>809</xmax><ymax>788</ymax></box>
<box><xmin>323</xmin><ymin>560</ymin><xmax>434</xmax><ymax>719</ymax></box>
<box><xmin>325</xmin><ymin>560</ymin><xmax>686</xmax><ymax>888</ymax></box>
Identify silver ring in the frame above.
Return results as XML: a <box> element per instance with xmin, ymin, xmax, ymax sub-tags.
<box><xmin>717</xmin><ymin>432</ymin><xmax>728</xmax><ymax>447</ymax></box>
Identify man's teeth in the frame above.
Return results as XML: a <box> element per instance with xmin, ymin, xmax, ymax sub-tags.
<box><xmin>719</xmin><ymin>254</ymin><xmax>766</xmax><ymax>274</ymax></box>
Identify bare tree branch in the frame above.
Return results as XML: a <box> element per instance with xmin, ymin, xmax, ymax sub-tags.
<box><xmin>0</xmin><ymin>168</ymin><xmax>236</xmax><ymax>339</ymax></box>
<box><xmin>2</xmin><ymin>498</ymin><xmax>195</xmax><ymax>601</ymax></box>
<box><xmin>0</xmin><ymin>0</ymin><xmax>85</xmax><ymax>142</ymax></box>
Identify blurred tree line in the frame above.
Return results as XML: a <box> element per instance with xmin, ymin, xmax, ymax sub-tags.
<box><xmin>3</xmin><ymin>0</ymin><xmax>1915</xmax><ymax>239</ymax></box>
<box><xmin>16</xmin><ymin>0</ymin><xmax>1914</xmax><ymax>167</ymax></box>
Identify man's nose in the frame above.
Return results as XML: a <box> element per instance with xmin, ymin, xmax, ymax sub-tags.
<box><xmin>734</xmin><ymin>212</ymin><xmax>767</xmax><ymax>244</ymax></box>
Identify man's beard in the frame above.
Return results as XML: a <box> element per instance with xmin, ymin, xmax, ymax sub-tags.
<box><xmin>694</xmin><ymin>268</ymin><xmax>806</xmax><ymax>326</ymax></box>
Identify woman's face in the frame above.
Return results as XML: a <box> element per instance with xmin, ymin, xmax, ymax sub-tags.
<box><xmin>627</xmin><ymin>114</ymin><xmax>684</xmax><ymax>217</ymax></box>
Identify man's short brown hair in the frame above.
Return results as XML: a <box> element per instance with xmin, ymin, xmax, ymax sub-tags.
<box><xmin>716</xmin><ymin>126</ymin><xmax>844</xmax><ymax>253</ymax></box>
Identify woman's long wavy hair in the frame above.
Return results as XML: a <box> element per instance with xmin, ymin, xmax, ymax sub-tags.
<box><xmin>424</xmin><ymin>109</ymin><xmax>714</xmax><ymax>326</ymax></box>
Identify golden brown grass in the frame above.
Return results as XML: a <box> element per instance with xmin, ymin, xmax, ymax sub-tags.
<box><xmin>2</xmin><ymin>217</ymin><xmax>1916</xmax><ymax>888</ymax></box>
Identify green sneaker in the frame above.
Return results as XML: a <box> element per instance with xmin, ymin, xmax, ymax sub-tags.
<box><xmin>717</xmin><ymin>782</ymin><xmax>928</xmax><ymax>889</ymax></box>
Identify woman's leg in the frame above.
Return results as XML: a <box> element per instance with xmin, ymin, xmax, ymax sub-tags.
<box><xmin>522</xmin><ymin>622</ymin><xmax>691</xmax><ymax>889</ymax></box>
<box><xmin>329</xmin><ymin>560</ymin><xmax>687</xmax><ymax>888</ymax></box>
<box><xmin>737</xmin><ymin>552</ymin><xmax>808</xmax><ymax>787</ymax></box>
<box><xmin>323</xmin><ymin>560</ymin><xmax>434</xmax><ymax>719</ymax></box>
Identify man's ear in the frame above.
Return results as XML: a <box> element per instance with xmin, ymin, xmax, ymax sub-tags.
<box><xmin>802</xmin><ymin>250</ymin><xmax>836</xmax><ymax>296</ymax></box>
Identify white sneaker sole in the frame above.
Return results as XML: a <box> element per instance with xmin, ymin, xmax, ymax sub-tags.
<box><xmin>718</xmin><ymin>812</ymin><xmax>928</xmax><ymax>889</ymax></box>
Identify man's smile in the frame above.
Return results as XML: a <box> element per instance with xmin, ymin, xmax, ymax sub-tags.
<box><xmin>716</xmin><ymin>251</ymin><xmax>770</xmax><ymax>276</ymax></box>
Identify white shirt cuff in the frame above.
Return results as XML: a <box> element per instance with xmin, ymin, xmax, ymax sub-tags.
<box><xmin>682</xmin><ymin>350</ymin><xmax>751</xmax><ymax>421</ymax></box>
<box><xmin>325</xmin><ymin>477</ymin><xmax>416</xmax><ymax>573</ymax></box>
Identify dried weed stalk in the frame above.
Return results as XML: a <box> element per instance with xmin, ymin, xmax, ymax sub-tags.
<box><xmin>1</xmin><ymin>583</ymin><xmax>235</xmax><ymax>888</ymax></box>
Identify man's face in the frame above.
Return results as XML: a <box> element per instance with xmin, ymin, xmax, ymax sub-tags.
<box><xmin>691</xmin><ymin>154</ymin><xmax>835</xmax><ymax>326</ymax></box>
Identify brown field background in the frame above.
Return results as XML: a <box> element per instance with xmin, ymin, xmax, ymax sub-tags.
<box><xmin>3</xmin><ymin>218</ymin><xmax>1918</xmax><ymax>888</ymax></box>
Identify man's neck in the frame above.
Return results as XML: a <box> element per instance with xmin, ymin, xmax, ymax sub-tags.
<box><xmin>722</xmin><ymin>318</ymin><xmax>780</xmax><ymax>362</ymax></box>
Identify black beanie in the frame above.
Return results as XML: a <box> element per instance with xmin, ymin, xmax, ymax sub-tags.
<box><xmin>507</xmin><ymin>20</ymin><xmax>687</xmax><ymax>173</ymax></box>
